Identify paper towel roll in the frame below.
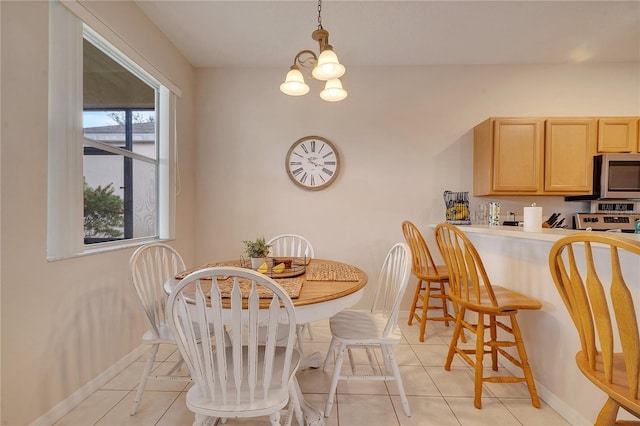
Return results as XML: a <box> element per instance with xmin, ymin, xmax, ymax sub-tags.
<box><xmin>523</xmin><ymin>206</ymin><xmax>542</xmax><ymax>231</ymax></box>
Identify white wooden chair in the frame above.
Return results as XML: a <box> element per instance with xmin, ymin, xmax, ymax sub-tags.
<box><xmin>267</xmin><ymin>234</ymin><xmax>315</xmax><ymax>259</ymax></box>
<box><xmin>322</xmin><ymin>242</ymin><xmax>412</xmax><ymax>418</ymax></box>
<box><xmin>167</xmin><ymin>266</ymin><xmax>302</xmax><ymax>426</ymax></box>
<box><xmin>267</xmin><ymin>234</ymin><xmax>316</xmax><ymax>347</ymax></box>
<box><xmin>129</xmin><ymin>243</ymin><xmax>194</xmax><ymax>415</ymax></box>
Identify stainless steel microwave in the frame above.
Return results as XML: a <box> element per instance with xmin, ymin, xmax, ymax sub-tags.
<box><xmin>566</xmin><ymin>153</ymin><xmax>640</xmax><ymax>200</ymax></box>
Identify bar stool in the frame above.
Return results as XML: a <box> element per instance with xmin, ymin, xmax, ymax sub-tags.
<box><xmin>402</xmin><ymin>221</ymin><xmax>456</xmax><ymax>342</ymax></box>
<box><xmin>434</xmin><ymin>223</ymin><xmax>541</xmax><ymax>409</ymax></box>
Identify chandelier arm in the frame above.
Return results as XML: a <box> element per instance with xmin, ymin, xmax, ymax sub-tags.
<box><xmin>293</xmin><ymin>49</ymin><xmax>318</xmax><ymax>75</ymax></box>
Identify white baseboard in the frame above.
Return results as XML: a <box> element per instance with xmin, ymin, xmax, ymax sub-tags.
<box><xmin>31</xmin><ymin>345</ymin><xmax>147</xmax><ymax>426</ymax></box>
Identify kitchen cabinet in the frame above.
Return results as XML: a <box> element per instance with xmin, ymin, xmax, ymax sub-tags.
<box><xmin>473</xmin><ymin>118</ymin><xmax>543</xmax><ymax>195</ymax></box>
<box><xmin>473</xmin><ymin>117</ymin><xmax>596</xmax><ymax>196</ymax></box>
<box><xmin>597</xmin><ymin>117</ymin><xmax>639</xmax><ymax>153</ymax></box>
<box><xmin>544</xmin><ymin>118</ymin><xmax>597</xmax><ymax>193</ymax></box>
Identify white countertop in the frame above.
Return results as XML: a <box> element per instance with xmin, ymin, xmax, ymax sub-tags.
<box><xmin>430</xmin><ymin>224</ymin><xmax>640</xmax><ymax>242</ymax></box>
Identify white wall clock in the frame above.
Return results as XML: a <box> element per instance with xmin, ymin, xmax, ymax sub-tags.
<box><xmin>285</xmin><ymin>136</ymin><xmax>340</xmax><ymax>191</ymax></box>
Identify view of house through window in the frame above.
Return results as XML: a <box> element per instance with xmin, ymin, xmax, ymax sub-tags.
<box><xmin>82</xmin><ymin>39</ymin><xmax>159</xmax><ymax>244</ymax></box>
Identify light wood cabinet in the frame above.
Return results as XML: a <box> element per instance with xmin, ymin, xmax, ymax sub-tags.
<box><xmin>473</xmin><ymin>117</ymin><xmax>596</xmax><ymax>196</ymax></box>
<box><xmin>597</xmin><ymin>117</ymin><xmax>639</xmax><ymax>153</ymax></box>
<box><xmin>544</xmin><ymin>118</ymin><xmax>596</xmax><ymax>193</ymax></box>
<box><xmin>473</xmin><ymin>118</ymin><xmax>544</xmax><ymax>195</ymax></box>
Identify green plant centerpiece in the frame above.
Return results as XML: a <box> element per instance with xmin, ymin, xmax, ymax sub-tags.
<box><xmin>242</xmin><ymin>236</ymin><xmax>271</xmax><ymax>269</ymax></box>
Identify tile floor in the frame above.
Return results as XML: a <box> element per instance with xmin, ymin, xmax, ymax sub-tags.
<box><xmin>55</xmin><ymin>317</ymin><xmax>571</xmax><ymax>426</ymax></box>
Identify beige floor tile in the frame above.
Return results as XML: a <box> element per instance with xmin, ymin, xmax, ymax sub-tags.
<box><xmin>101</xmin><ymin>361</ymin><xmax>157</xmax><ymax>391</ymax></box>
<box><xmin>296</xmin><ymin>366</ymin><xmax>335</xmax><ymax>394</ymax></box>
<box><xmin>135</xmin><ymin>344</ymin><xmax>179</xmax><ymax>362</ymax></box>
<box><xmin>500</xmin><ymin>398</ymin><xmax>571</xmax><ymax>426</ymax></box>
<box><xmin>302</xmin><ymin>393</ymin><xmax>338</xmax><ymax>426</ymax></box>
<box><xmin>392</xmin><ymin>395</ymin><xmax>461</xmax><ymax>426</ymax></box>
<box><xmin>95</xmin><ymin>390</ymin><xmax>181</xmax><ymax>425</ymax></box>
<box><xmin>426</xmin><ymin>366</ymin><xmax>493</xmax><ymax>398</ymax></box>
<box><xmin>54</xmin><ymin>390</ymin><xmax>129</xmax><ymax>426</ymax></box>
<box><xmin>386</xmin><ymin>365</ymin><xmax>440</xmax><ymax>397</ymax></box>
<box><xmin>155</xmin><ymin>391</ymin><xmax>194</xmax><ymax>426</ymax></box>
<box><xmin>380</xmin><ymin>344</ymin><xmax>421</xmax><ymax>366</ymax></box>
<box><xmin>445</xmin><ymin>397</ymin><xmax>520</xmax><ymax>425</ymax></box>
<box><xmin>336</xmin><ymin>394</ymin><xmax>400</xmax><ymax>426</ymax></box>
<box><xmin>411</xmin><ymin>343</ymin><xmax>467</xmax><ymax>368</ymax></box>
<box><xmin>141</xmin><ymin>360</ymin><xmax>191</xmax><ymax>392</ymax></box>
<box><xmin>402</xmin><ymin>325</ymin><xmax>449</xmax><ymax>345</ymax></box>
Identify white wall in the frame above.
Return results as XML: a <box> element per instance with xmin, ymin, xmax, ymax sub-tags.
<box><xmin>0</xmin><ymin>1</ymin><xmax>196</xmax><ymax>424</ymax></box>
<box><xmin>193</xmin><ymin>63</ymin><xmax>640</xmax><ymax>311</ymax></box>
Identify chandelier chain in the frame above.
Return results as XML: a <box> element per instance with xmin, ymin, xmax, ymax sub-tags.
<box><xmin>317</xmin><ymin>0</ymin><xmax>323</xmax><ymax>29</ymax></box>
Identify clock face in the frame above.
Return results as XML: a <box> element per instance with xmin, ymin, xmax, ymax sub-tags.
<box><xmin>286</xmin><ymin>136</ymin><xmax>340</xmax><ymax>191</ymax></box>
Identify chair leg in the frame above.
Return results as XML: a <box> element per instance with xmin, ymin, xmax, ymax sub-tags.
<box><xmin>269</xmin><ymin>411</ymin><xmax>281</xmax><ymax>425</ymax></box>
<box><xmin>408</xmin><ymin>279</ymin><xmax>423</xmax><ymax>326</ymax></box>
<box><xmin>445</xmin><ymin>308</ymin><xmax>465</xmax><ymax>371</ymax></box>
<box><xmin>322</xmin><ymin>337</ymin><xmax>337</xmax><ymax>372</ymax></box>
<box><xmin>438</xmin><ymin>281</ymin><xmax>450</xmax><ymax>327</ymax></box>
<box><xmin>365</xmin><ymin>346</ymin><xmax>378</xmax><ymax>374</ymax></box>
<box><xmin>595</xmin><ymin>397</ymin><xmax>621</xmax><ymax>426</ymax></box>
<box><xmin>131</xmin><ymin>344</ymin><xmax>158</xmax><ymax>415</ymax></box>
<box><xmin>288</xmin><ymin>379</ymin><xmax>304</xmax><ymax>426</ymax></box>
<box><xmin>473</xmin><ymin>312</ymin><xmax>486</xmax><ymax>409</ymax></box>
<box><xmin>347</xmin><ymin>347</ymin><xmax>356</xmax><ymax>374</ymax></box>
<box><xmin>305</xmin><ymin>323</ymin><xmax>314</xmax><ymax>340</ymax></box>
<box><xmin>325</xmin><ymin>342</ymin><xmax>346</xmax><ymax>417</ymax></box>
<box><xmin>418</xmin><ymin>282</ymin><xmax>432</xmax><ymax>342</ymax></box>
<box><xmin>490</xmin><ymin>314</ymin><xmax>498</xmax><ymax>371</ymax></box>
<box><xmin>382</xmin><ymin>344</ymin><xmax>411</xmax><ymax>417</ymax></box>
<box><xmin>510</xmin><ymin>314</ymin><xmax>540</xmax><ymax>408</ymax></box>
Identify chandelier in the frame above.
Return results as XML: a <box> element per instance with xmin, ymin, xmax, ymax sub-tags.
<box><xmin>279</xmin><ymin>0</ymin><xmax>348</xmax><ymax>102</ymax></box>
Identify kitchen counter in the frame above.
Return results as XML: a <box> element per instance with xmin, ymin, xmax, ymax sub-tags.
<box><xmin>429</xmin><ymin>223</ymin><xmax>640</xmax><ymax>424</ymax></box>
<box><xmin>456</xmin><ymin>223</ymin><xmax>640</xmax><ymax>242</ymax></box>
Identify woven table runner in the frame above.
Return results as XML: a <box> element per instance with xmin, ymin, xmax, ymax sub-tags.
<box><xmin>305</xmin><ymin>263</ymin><xmax>361</xmax><ymax>281</ymax></box>
<box><xmin>175</xmin><ymin>262</ymin><xmax>304</xmax><ymax>299</ymax></box>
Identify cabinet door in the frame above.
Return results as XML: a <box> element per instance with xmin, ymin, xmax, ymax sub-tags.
<box><xmin>597</xmin><ymin>118</ymin><xmax>639</xmax><ymax>152</ymax></box>
<box><xmin>493</xmin><ymin>119</ymin><xmax>544</xmax><ymax>193</ymax></box>
<box><xmin>545</xmin><ymin>118</ymin><xmax>596</xmax><ymax>193</ymax></box>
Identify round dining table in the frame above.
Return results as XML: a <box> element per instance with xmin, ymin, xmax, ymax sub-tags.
<box><xmin>164</xmin><ymin>258</ymin><xmax>368</xmax><ymax>426</ymax></box>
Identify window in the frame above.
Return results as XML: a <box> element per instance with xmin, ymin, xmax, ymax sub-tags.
<box><xmin>48</xmin><ymin>1</ymin><xmax>179</xmax><ymax>259</ymax></box>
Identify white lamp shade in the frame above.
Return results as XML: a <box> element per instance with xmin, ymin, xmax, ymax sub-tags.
<box><xmin>320</xmin><ymin>79</ymin><xmax>348</xmax><ymax>102</ymax></box>
<box><xmin>312</xmin><ymin>48</ymin><xmax>346</xmax><ymax>81</ymax></box>
<box><xmin>280</xmin><ymin>68</ymin><xmax>310</xmax><ymax>96</ymax></box>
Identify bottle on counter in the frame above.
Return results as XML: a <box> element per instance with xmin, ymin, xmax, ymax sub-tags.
<box><xmin>489</xmin><ymin>201</ymin><xmax>500</xmax><ymax>226</ymax></box>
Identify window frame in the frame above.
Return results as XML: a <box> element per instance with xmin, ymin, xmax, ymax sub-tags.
<box><xmin>47</xmin><ymin>1</ymin><xmax>179</xmax><ymax>260</ymax></box>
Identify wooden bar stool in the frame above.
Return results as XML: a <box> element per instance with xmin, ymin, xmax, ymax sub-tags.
<box><xmin>549</xmin><ymin>232</ymin><xmax>640</xmax><ymax>424</ymax></box>
<box><xmin>402</xmin><ymin>221</ymin><xmax>458</xmax><ymax>342</ymax></box>
<box><xmin>435</xmin><ymin>223</ymin><xmax>541</xmax><ymax>409</ymax></box>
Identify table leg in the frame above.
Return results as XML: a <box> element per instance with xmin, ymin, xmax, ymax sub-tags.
<box><xmin>296</xmin><ymin>326</ymin><xmax>323</xmax><ymax>370</ymax></box>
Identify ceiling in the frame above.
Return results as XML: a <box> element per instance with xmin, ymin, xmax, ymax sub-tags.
<box><xmin>134</xmin><ymin>1</ymin><xmax>640</xmax><ymax>69</ymax></box>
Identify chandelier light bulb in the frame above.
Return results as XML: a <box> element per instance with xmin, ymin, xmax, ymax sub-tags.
<box><xmin>312</xmin><ymin>48</ymin><xmax>345</xmax><ymax>81</ymax></box>
<box><xmin>280</xmin><ymin>67</ymin><xmax>310</xmax><ymax>96</ymax></box>
<box><xmin>320</xmin><ymin>78</ymin><xmax>348</xmax><ymax>102</ymax></box>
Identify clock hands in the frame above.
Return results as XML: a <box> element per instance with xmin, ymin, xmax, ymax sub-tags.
<box><xmin>306</xmin><ymin>158</ymin><xmax>322</xmax><ymax>167</ymax></box>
